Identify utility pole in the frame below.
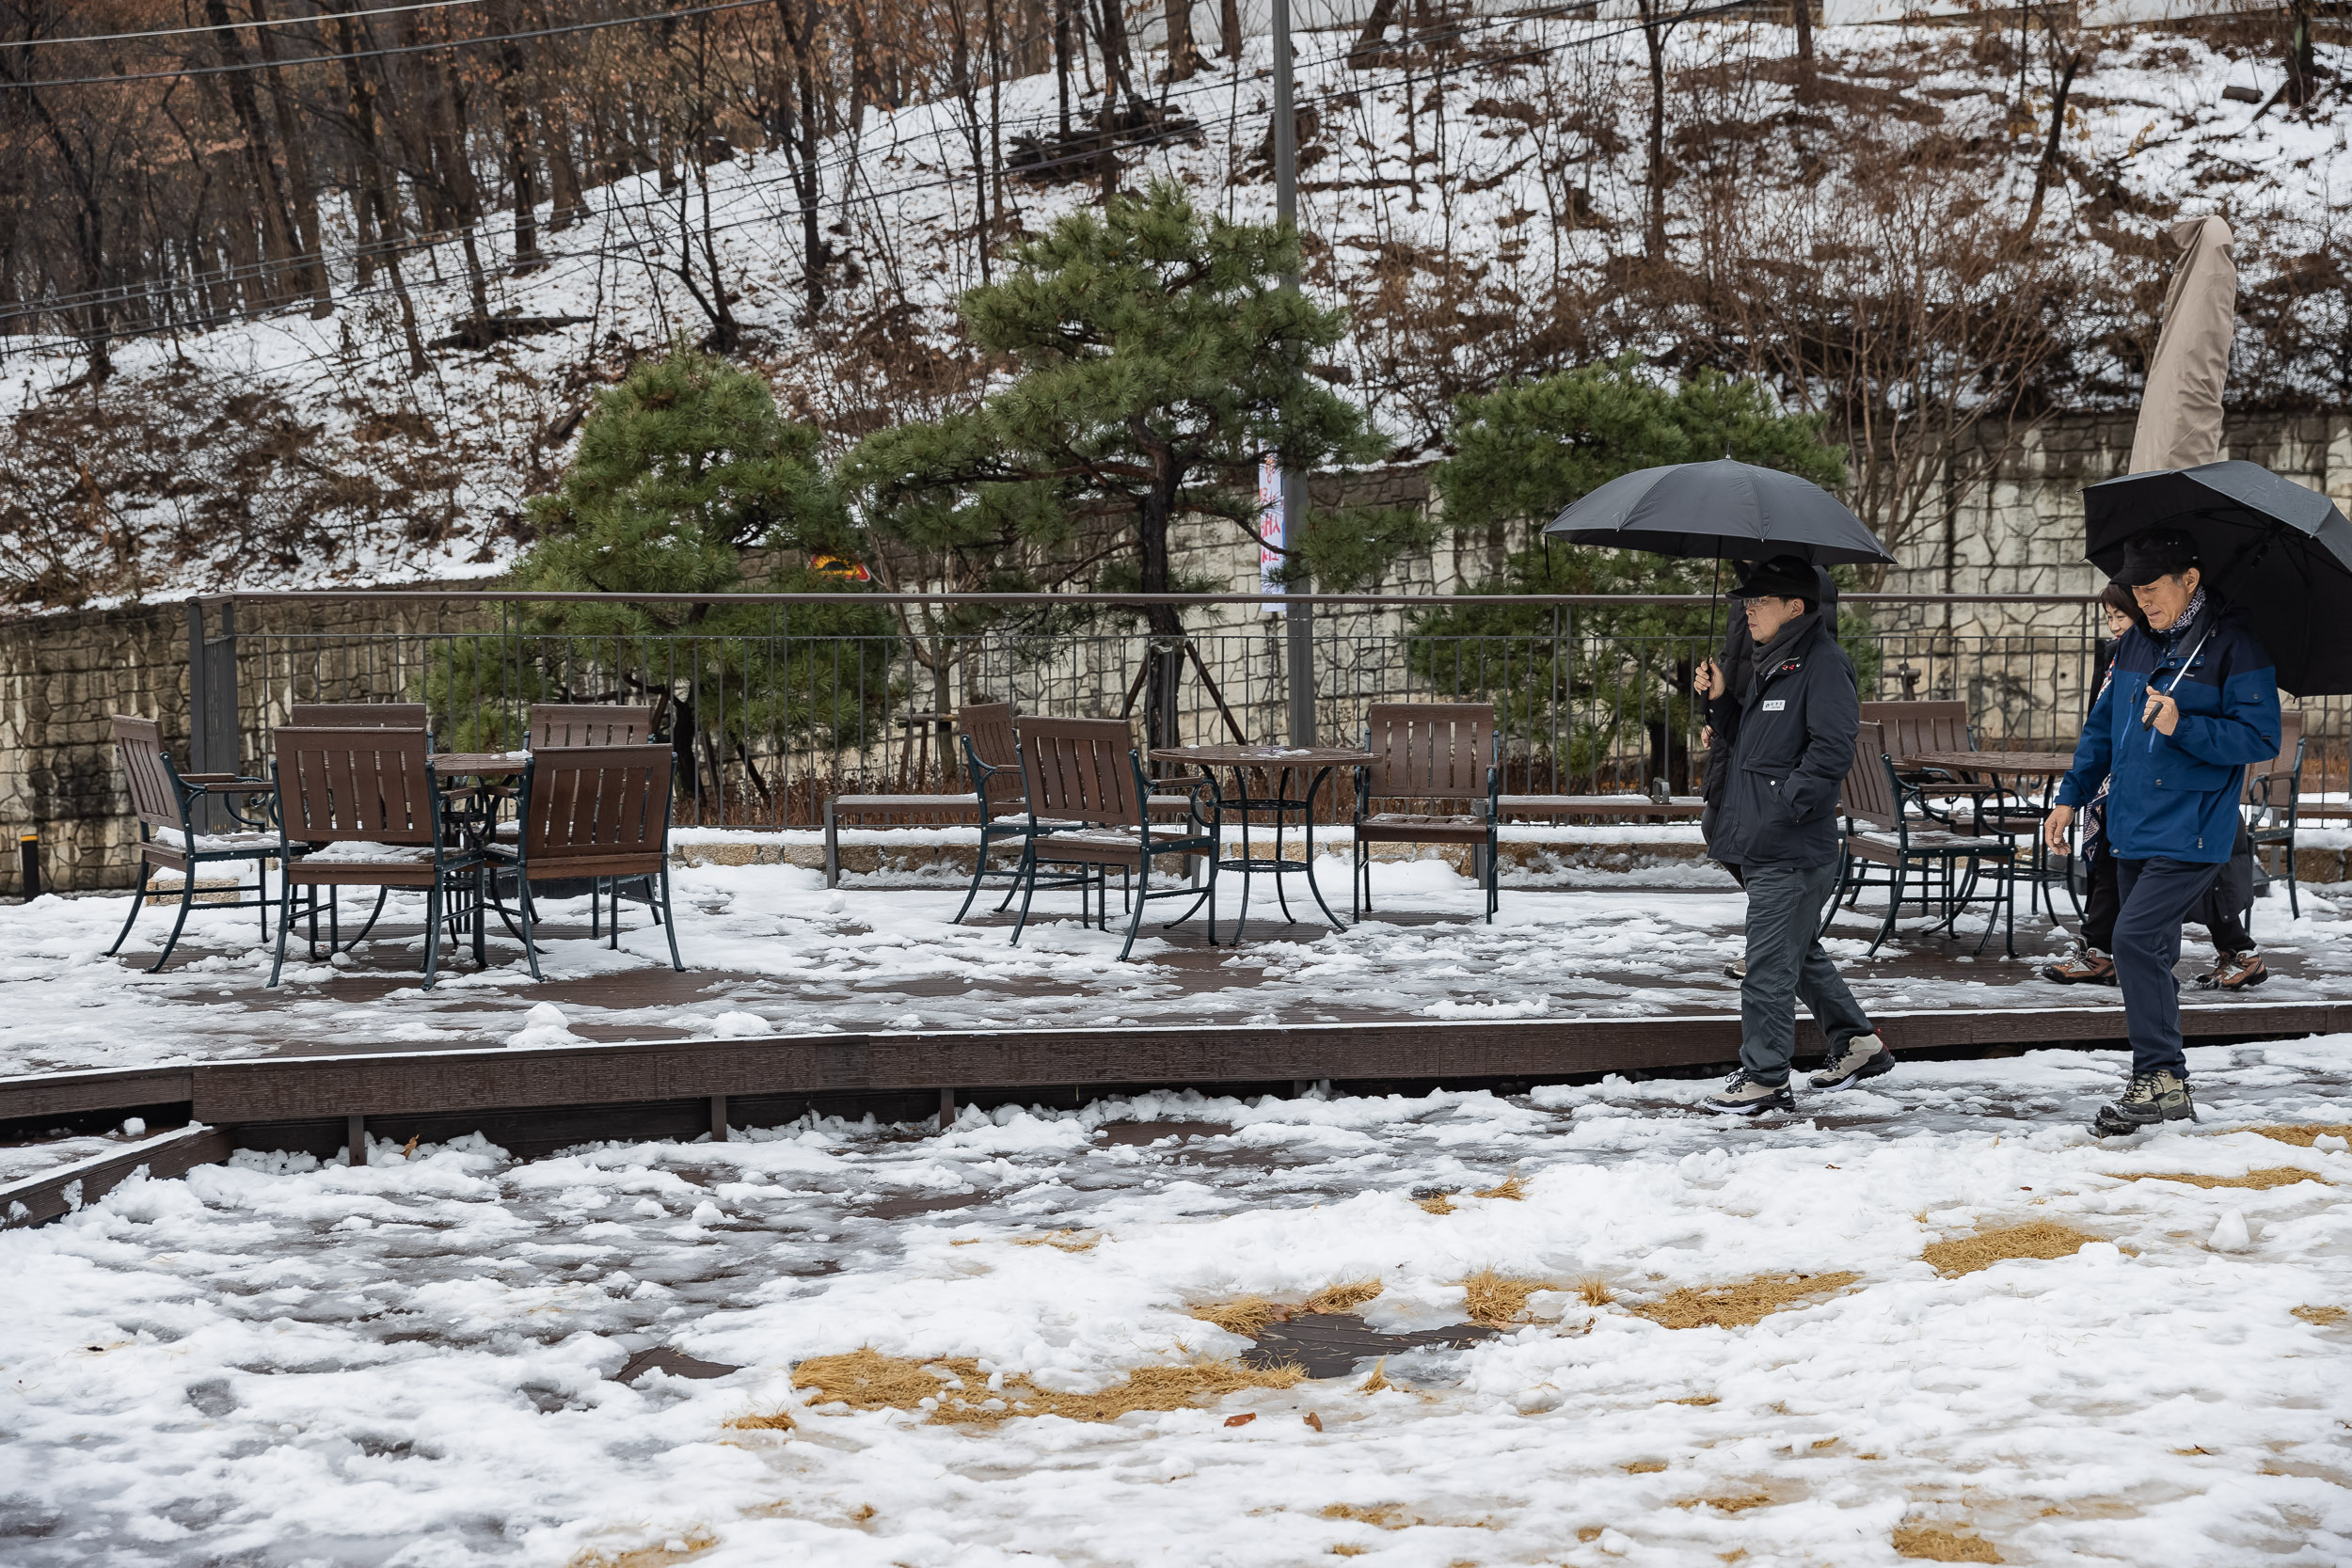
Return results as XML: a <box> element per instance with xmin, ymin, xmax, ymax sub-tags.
<box><xmin>1271</xmin><ymin>0</ymin><xmax>1317</xmax><ymax>746</ymax></box>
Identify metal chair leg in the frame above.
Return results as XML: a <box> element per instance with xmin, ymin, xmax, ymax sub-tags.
<box><xmin>517</xmin><ymin>877</ymin><xmax>543</xmax><ymax>982</ymax></box>
<box><xmin>659</xmin><ymin>864</ymin><xmax>683</xmax><ymax>971</ymax></box>
<box><xmin>1117</xmin><ymin>857</ymin><xmax>1151</xmax><ymax>961</ymax></box>
<box><xmin>150</xmin><ymin>872</ymin><xmax>199</xmax><ymax>973</ymax></box>
<box><xmin>422</xmin><ymin>880</ymin><xmax>444</xmax><ymax>990</ymax></box>
<box><xmin>267</xmin><ymin>873</ymin><xmax>297</xmax><ymax>987</ymax></box>
<box><xmin>106</xmin><ymin>861</ymin><xmax>150</xmax><ymax>956</ymax></box>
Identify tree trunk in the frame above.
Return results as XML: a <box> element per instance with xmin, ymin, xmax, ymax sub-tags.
<box><xmin>1164</xmin><ymin>0</ymin><xmax>1199</xmax><ymax>81</ymax></box>
<box><xmin>1221</xmin><ymin>0</ymin><xmax>1242</xmax><ymax>60</ymax></box>
<box><xmin>1055</xmin><ymin>0</ymin><xmax>1073</xmax><ymax>136</ymax></box>
<box><xmin>1790</xmin><ymin>0</ymin><xmax>1814</xmax><ymax>96</ymax></box>
<box><xmin>2019</xmin><ymin>49</ymin><xmax>2080</xmax><ymax>240</ymax></box>
<box><xmin>200</xmin><ymin>0</ymin><xmax>303</xmax><ymax>305</ymax></box>
<box><xmin>1640</xmin><ymin>0</ymin><xmax>1668</xmax><ymax>261</ymax></box>
<box><xmin>2285</xmin><ymin>0</ymin><xmax>2316</xmax><ymax>106</ymax></box>
<box><xmin>249</xmin><ymin>0</ymin><xmax>333</xmax><ymax>314</ymax></box>
<box><xmin>776</xmin><ymin>0</ymin><xmax>826</xmax><ymax>320</ymax></box>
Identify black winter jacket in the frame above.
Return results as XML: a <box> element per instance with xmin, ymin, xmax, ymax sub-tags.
<box><xmin>1702</xmin><ymin>607</ymin><xmax>1859</xmax><ymax>870</ymax></box>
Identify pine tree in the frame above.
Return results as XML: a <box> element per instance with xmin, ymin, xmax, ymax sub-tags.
<box><xmin>427</xmin><ymin>345</ymin><xmax>886</xmax><ymax>806</ymax></box>
<box><xmin>841</xmin><ymin>181</ymin><xmax>1411</xmax><ymax>746</ymax></box>
<box><xmin>1419</xmin><ymin>358</ymin><xmax>1853</xmax><ymax>790</ymax></box>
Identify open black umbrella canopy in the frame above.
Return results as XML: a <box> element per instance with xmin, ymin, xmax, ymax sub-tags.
<box><xmin>1542</xmin><ymin>459</ymin><xmax>1895</xmax><ymax>566</ymax></box>
<box><xmin>2083</xmin><ymin>460</ymin><xmax>2352</xmax><ymax>695</ymax></box>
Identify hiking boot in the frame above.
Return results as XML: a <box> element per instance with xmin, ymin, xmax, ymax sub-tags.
<box><xmin>1724</xmin><ymin>957</ymin><xmax>1747</xmax><ymax>979</ymax></box>
<box><xmin>2090</xmin><ymin>1070</ymin><xmax>2198</xmax><ymax>1136</ymax></box>
<box><xmin>1703</xmin><ymin>1069</ymin><xmax>1794</xmax><ymax>1117</ymax></box>
<box><xmin>2041</xmin><ymin>945</ymin><xmax>2117</xmax><ymax>986</ymax></box>
<box><xmin>1809</xmin><ymin>1033</ymin><xmax>1893</xmax><ymax>1090</ymax></box>
<box><xmin>2196</xmin><ymin>950</ymin><xmax>2268</xmax><ymax>991</ymax></box>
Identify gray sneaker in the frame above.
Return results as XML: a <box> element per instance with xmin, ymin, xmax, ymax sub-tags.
<box><xmin>1703</xmin><ymin>1070</ymin><xmax>1794</xmax><ymax>1117</ymax></box>
<box><xmin>1809</xmin><ymin>1033</ymin><xmax>1893</xmax><ymax>1090</ymax></box>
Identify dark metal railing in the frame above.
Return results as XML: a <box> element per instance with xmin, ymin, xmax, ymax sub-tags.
<box><xmin>181</xmin><ymin>591</ymin><xmax>2346</xmax><ymax>831</ymax></box>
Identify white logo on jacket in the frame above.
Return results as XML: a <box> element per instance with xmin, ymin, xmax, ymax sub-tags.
<box><xmin>1760</xmin><ymin>699</ymin><xmax>1788</xmax><ymax>712</ymax></box>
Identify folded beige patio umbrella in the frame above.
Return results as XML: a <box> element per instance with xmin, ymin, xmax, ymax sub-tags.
<box><xmin>2128</xmin><ymin>215</ymin><xmax>2236</xmax><ymax>474</ymax></box>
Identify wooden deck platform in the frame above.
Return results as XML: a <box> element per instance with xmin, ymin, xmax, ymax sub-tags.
<box><xmin>7</xmin><ymin>887</ymin><xmax>2347</xmax><ymax>1229</ymax></box>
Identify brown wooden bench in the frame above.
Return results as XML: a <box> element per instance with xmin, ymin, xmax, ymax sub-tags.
<box><xmin>1497</xmin><ymin>793</ymin><xmax>1705</xmax><ymax>821</ymax></box>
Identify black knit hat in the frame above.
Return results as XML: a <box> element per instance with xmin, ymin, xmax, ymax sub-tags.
<box><xmin>1731</xmin><ymin>554</ymin><xmax>1818</xmax><ymax>604</ymax></box>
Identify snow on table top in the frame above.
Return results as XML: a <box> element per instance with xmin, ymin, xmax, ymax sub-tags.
<box><xmin>3</xmin><ymin>1045</ymin><xmax>2349</xmax><ymax>1564</ymax></box>
<box><xmin>3</xmin><ymin>856</ymin><xmax>2347</xmax><ymax>1078</ymax></box>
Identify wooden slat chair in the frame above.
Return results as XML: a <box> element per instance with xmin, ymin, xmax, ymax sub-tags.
<box><xmin>104</xmin><ymin>716</ymin><xmax>285</xmax><ymax>971</ymax></box>
<box><xmin>267</xmin><ymin>726</ymin><xmax>485</xmax><ymax>989</ymax></box>
<box><xmin>1353</xmin><ymin>703</ymin><xmax>1501</xmax><ymax>922</ymax></box>
<box><xmin>953</xmin><ymin>702</ymin><xmax>1083</xmax><ymax>922</ymax></box>
<box><xmin>1836</xmin><ymin>721</ymin><xmax>2016</xmax><ymax>958</ymax></box>
<box><xmin>528</xmin><ymin>703</ymin><xmax>659</xmax><ymax>748</ymax></box>
<box><xmin>825</xmin><ymin>702</ymin><xmax>1193</xmax><ymax>889</ymax></box>
<box><xmin>284</xmin><ymin>703</ymin><xmax>437</xmax><ymax>948</ymax></box>
<box><xmin>2247</xmin><ymin>709</ymin><xmax>2307</xmax><ymax>916</ymax></box>
<box><xmin>1007</xmin><ymin>718</ymin><xmax>1216</xmax><ymax>961</ymax></box>
<box><xmin>288</xmin><ymin>702</ymin><xmax>430</xmax><ymax>732</ymax></box>
<box><xmin>487</xmin><ymin>745</ymin><xmax>684</xmax><ymax>979</ymax></box>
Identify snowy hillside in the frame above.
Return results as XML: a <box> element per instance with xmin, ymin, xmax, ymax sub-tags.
<box><xmin>0</xmin><ymin>16</ymin><xmax>2343</xmax><ymax>610</ymax></box>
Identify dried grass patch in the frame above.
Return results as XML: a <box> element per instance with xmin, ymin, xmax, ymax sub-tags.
<box><xmin>1922</xmin><ymin>1223</ymin><xmax>2098</xmax><ymax>1276</ymax></box>
<box><xmin>1892</xmin><ymin>1525</ymin><xmax>2001</xmax><ymax>1562</ymax></box>
<box><xmin>1417</xmin><ymin>1192</ymin><xmax>1458</xmax><ymax>1215</ymax></box>
<box><xmin>1303</xmin><ymin>1279</ymin><xmax>1386</xmax><ymax>1316</ymax></box>
<box><xmin>1677</xmin><ymin>1494</ymin><xmax>1772</xmax><ymax>1513</ymax></box>
<box><xmin>1635</xmin><ymin>1273</ymin><xmax>1860</xmax><ymax>1329</ymax></box>
<box><xmin>1321</xmin><ymin>1503</ymin><xmax>1413</xmax><ymax>1529</ymax></box>
<box><xmin>565</xmin><ymin>1529</ymin><xmax>719</xmax><ymax>1568</ymax></box>
<box><xmin>2293</xmin><ymin>1305</ymin><xmax>2345</xmax><ymax>1325</ymax></box>
<box><xmin>1458</xmin><ymin>1269</ymin><xmax>1556</xmax><ymax>1328</ymax></box>
<box><xmin>1359</xmin><ymin>1359</ymin><xmax>1391</xmax><ymax>1393</ymax></box>
<box><xmin>1575</xmin><ymin>1275</ymin><xmax>1615</xmax><ymax>1307</ymax></box>
<box><xmin>791</xmin><ymin>1347</ymin><xmax>1300</xmax><ymax>1426</ymax></box>
<box><xmin>1623</xmin><ymin>1460</ymin><xmax>1667</xmax><ymax>1473</ymax></box>
<box><xmin>721</xmin><ymin>1409</ymin><xmax>796</xmax><ymax>1432</ymax></box>
<box><xmin>1190</xmin><ymin>1297</ymin><xmax>1277</xmax><ymax>1337</ymax></box>
<box><xmin>1472</xmin><ymin>1171</ymin><xmax>1526</xmax><ymax>1200</ymax></box>
<box><xmin>2249</xmin><ymin>1124</ymin><xmax>2352</xmax><ymax>1148</ymax></box>
<box><xmin>2115</xmin><ymin>1167</ymin><xmax>2327</xmax><ymax>1191</ymax></box>
<box><xmin>1010</xmin><ymin>1228</ymin><xmax>1099</xmax><ymax>1252</ymax></box>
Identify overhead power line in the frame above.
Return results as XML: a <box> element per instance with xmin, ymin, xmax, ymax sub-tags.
<box><xmin>0</xmin><ymin>0</ymin><xmax>775</xmax><ymax>88</ymax></box>
<box><xmin>0</xmin><ymin>0</ymin><xmax>498</xmax><ymax>50</ymax></box>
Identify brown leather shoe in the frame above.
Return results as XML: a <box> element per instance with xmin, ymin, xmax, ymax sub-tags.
<box><xmin>2197</xmin><ymin>950</ymin><xmax>2268</xmax><ymax>991</ymax></box>
<box><xmin>2042</xmin><ymin>947</ymin><xmax>2116</xmax><ymax>985</ymax></box>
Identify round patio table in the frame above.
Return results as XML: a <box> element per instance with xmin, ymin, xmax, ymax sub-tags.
<box><xmin>1149</xmin><ymin>743</ymin><xmax>1371</xmax><ymax>943</ymax></box>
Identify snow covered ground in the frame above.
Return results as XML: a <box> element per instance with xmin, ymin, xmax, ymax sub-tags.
<box><xmin>5</xmin><ymin>1045</ymin><xmax>2352</xmax><ymax>1565</ymax></box>
<box><xmin>7</xmin><ymin>856</ymin><xmax>2349</xmax><ymax>1080</ymax></box>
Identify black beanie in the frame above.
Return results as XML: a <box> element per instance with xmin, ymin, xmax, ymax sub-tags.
<box><xmin>1732</xmin><ymin>554</ymin><xmax>1818</xmax><ymax>604</ymax></box>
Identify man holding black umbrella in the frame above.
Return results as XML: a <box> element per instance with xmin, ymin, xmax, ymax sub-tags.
<box><xmin>1694</xmin><ymin>554</ymin><xmax>1888</xmax><ymax>1115</ymax></box>
<box><xmin>2044</xmin><ymin>529</ymin><xmax>2280</xmax><ymax>1135</ymax></box>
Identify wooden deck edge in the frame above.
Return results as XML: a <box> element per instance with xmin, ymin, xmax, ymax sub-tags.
<box><xmin>0</xmin><ymin>1124</ymin><xmax>234</xmax><ymax>1231</ymax></box>
<box><xmin>0</xmin><ymin>1003</ymin><xmax>2341</xmax><ymax>1213</ymax></box>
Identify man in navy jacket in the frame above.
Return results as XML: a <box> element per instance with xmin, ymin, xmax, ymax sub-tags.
<box><xmin>2045</xmin><ymin>530</ymin><xmax>2280</xmax><ymax>1134</ymax></box>
<box><xmin>1695</xmin><ymin>556</ymin><xmax>1887</xmax><ymax>1115</ymax></box>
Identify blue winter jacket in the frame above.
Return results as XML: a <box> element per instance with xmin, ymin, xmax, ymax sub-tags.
<box><xmin>2055</xmin><ymin>597</ymin><xmax>2280</xmax><ymax>864</ymax></box>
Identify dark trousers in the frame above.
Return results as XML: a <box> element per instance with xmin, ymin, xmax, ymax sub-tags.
<box><xmin>1740</xmin><ymin>860</ymin><xmax>1874</xmax><ymax>1084</ymax></box>
<box><xmin>2193</xmin><ymin>822</ymin><xmax>2255</xmax><ymax>955</ymax></box>
<box><xmin>2086</xmin><ymin>830</ymin><xmax>2250</xmax><ymax>957</ymax></box>
<box><xmin>2082</xmin><ymin>842</ymin><xmax>2121</xmax><ymax>953</ymax></box>
<box><xmin>2113</xmin><ymin>856</ymin><xmax>2224</xmax><ymax>1081</ymax></box>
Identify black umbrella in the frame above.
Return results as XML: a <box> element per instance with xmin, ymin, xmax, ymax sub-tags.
<box><xmin>2082</xmin><ymin>460</ymin><xmax>2352</xmax><ymax>695</ymax></box>
<box><xmin>1542</xmin><ymin>459</ymin><xmax>1896</xmax><ymax>566</ymax></box>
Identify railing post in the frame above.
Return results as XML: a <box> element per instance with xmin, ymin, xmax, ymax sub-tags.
<box><xmin>1286</xmin><ymin>594</ymin><xmax>1315</xmax><ymax>747</ymax></box>
<box><xmin>185</xmin><ymin>598</ymin><xmax>239</xmax><ymax>829</ymax></box>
